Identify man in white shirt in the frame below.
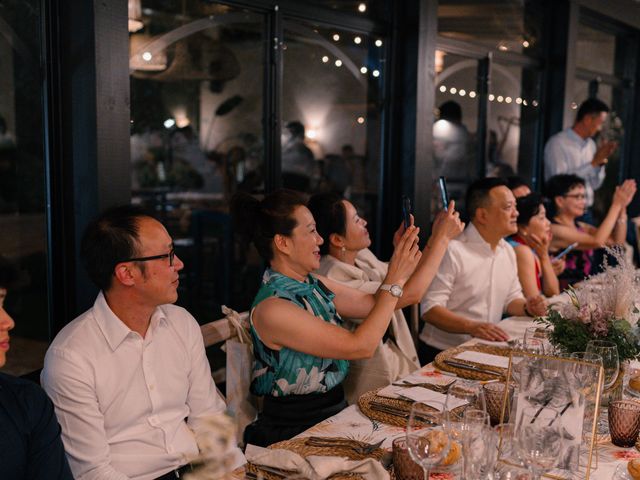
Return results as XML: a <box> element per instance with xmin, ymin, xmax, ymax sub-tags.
<box><xmin>544</xmin><ymin>98</ymin><xmax>617</xmax><ymax>211</ymax></box>
<box><xmin>41</xmin><ymin>206</ymin><xmax>245</xmax><ymax>480</ymax></box>
<box><xmin>419</xmin><ymin>177</ymin><xmax>547</xmax><ymax>364</ymax></box>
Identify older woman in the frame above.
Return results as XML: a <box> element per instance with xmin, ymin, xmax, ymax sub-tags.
<box><xmin>231</xmin><ymin>190</ymin><xmax>422</xmax><ymax>447</ymax></box>
<box><xmin>507</xmin><ymin>193</ymin><xmax>560</xmax><ymax>298</ymax></box>
<box><xmin>307</xmin><ymin>193</ymin><xmax>463</xmax><ymax>401</ymax></box>
<box><xmin>544</xmin><ymin>174</ymin><xmax>636</xmax><ymax>288</ymax></box>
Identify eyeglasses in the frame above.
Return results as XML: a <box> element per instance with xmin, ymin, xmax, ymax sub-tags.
<box><xmin>121</xmin><ymin>247</ymin><xmax>175</xmax><ymax>267</ymax></box>
<box><xmin>563</xmin><ymin>193</ymin><xmax>586</xmax><ymax>200</ymax></box>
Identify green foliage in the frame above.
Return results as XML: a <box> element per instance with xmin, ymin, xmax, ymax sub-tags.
<box><xmin>537</xmin><ymin>310</ymin><xmax>640</xmax><ymax>362</ymax></box>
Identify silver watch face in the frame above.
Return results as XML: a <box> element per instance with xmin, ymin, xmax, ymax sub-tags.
<box><xmin>390</xmin><ymin>285</ymin><xmax>403</xmax><ymax>297</ymax></box>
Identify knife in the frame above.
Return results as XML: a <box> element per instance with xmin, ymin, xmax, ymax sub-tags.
<box><xmin>443</xmin><ymin>359</ymin><xmax>504</xmax><ymax>377</ymax></box>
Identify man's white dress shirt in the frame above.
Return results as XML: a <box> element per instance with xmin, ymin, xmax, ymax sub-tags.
<box><xmin>419</xmin><ymin>223</ymin><xmax>524</xmax><ymax>350</ymax></box>
<box><xmin>41</xmin><ymin>292</ymin><xmax>245</xmax><ymax>480</ymax></box>
<box><xmin>544</xmin><ymin>127</ymin><xmax>604</xmax><ymax>207</ymax></box>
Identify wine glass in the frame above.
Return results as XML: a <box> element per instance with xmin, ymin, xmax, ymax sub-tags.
<box><xmin>585</xmin><ymin>340</ymin><xmax>619</xmax><ymax>390</ymax></box>
<box><xmin>516</xmin><ymin>405</ymin><xmax>563</xmax><ymax>480</ymax></box>
<box><xmin>524</xmin><ymin>327</ymin><xmax>552</xmax><ymax>354</ymax></box>
<box><xmin>406</xmin><ymin>401</ymin><xmax>450</xmax><ymax>480</ymax></box>
<box><xmin>445</xmin><ymin>379</ymin><xmax>487</xmax><ymax>422</ymax></box>
<box><xmin>463</xmin><ymin>423</ymin><xmax>499</xmax><ymax>479</ymax></box>
<box><xmin>586</xmin><ymin>340</ymin><xmax>619</xmax><ymax>434</ymax></box>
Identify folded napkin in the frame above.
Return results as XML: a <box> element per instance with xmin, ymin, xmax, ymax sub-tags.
<box><xmin>454</xmin><ymin>351</ymin><xmax>510</xmax><ymax>369</ymax></box>
<box><xmin>245</xmin><ymin>444</ymin><xmax>390</xmax><ymax>479</ymax></box>
<box><xmin>398</xmin><ymin>386</ymin><xmax>467</xmax><ymax>410</ymax></box>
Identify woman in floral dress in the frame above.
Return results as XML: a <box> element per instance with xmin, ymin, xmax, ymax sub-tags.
<box><xmin>231</xmin><ymin>189</ymin><xmax>422</xmax><ymax>447</ymax></box>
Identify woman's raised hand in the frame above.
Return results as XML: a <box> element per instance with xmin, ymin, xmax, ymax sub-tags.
<box><xmin>525</xmin><ymin>231</ymin><xmax>551</xmax><ymax>259</ymax></box>
<box><xmin>613</xmin><ymin>179</ymin><xmax>637</xmax><ymax>208</ymax></box>
<box><xmin>431</xmin><ymin>200</ymin><xmax>465</xmax><ymax>241</ymax></box>
<box><xmin>385</xmin><ymin>225</ymin><xmax>421</xmax><ymax>286</ymax></box>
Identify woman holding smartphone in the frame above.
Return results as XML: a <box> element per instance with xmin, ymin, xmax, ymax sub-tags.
<box><xmin>507</xmin><ymin>193</ymin><xmax>561</xmax><ymax>298</ymax></box>
<box><xmin>544</xmin><ymin>174</ymin><xmax>636</xmax><ymax>288</ymax></box>
<box><xmin>232</xmin><ymin>189</ymin><xmax>423</xmax><ymax>447</ymax></box>
<box><xmin>308</xmin><ymin>192</ymin><xmax>464</xmax><ymax>401</ymax></box>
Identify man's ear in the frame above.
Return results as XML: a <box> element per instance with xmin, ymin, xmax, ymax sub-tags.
<box><xmin>113</xmin><ymin>263</ymin><xmax>136</xmax><ymax>287</ymax></box>
<box><xmin>273</xmin><ymin>234</ymin><xmax>291</xmax><ymax>256</ymax></box>
<box><xmin>329</xmin><ymin>232</ymin><xmax>345</xmax><ymax>249</ymax></box>
<box><xmin>474</xmin><ymin>207</ymin><xmax>488</xmax><ymax>226</ymax></box>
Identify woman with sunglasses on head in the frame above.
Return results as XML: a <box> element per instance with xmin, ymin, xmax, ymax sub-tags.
<box><xmin>544</xmin><ymin>174</ymin><xmax>636</xmax><ymax>288</ymax></box>
<box><xmin>506</xmin><ymin>193</ymin><xmax>561</xmax><ymax>298</ymax></box>
<box><xmin>231</xmin><ymin>189</ymin><xmax>422</xmax><ymax>447</ymax></box>
<box><xmin>307</xmin><ymin>193</ymin><xmax>463</xmax><ymax>402</ymax></box>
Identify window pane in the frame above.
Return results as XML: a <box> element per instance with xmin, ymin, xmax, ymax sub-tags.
<box><xmin>576</xmin><ymin>24</ymin><xmax>616</xmax><ymax>74</ymax></box>
<box><xmin>282</xmin><ymin>21</ymin><xmax>385</xmax><ymax>236</ymax></box>
<box><xmin>487</xmin><ymin>63</ymin><xmax>541</xmax><ymax>182</ymax></box>
<box><xmin>438</xmin><ymin>0</ymin><xmax>542</xmax><ymax>56</ymax></box>
<box><xmin>301</xmin><ymin>1</ymin><xmax>391</xmax><ymax>20</ymax></box>
<box><xmin>433</xmin><ymin>52</ymin><xmax>479</xmax><ymax>211</ymax></box>
<box><xmin>0</xmin><ymin>2</ymin><xmax>49</xmax><ymax>375</ymax></box>
<box><xmin>130</xmin><ymin>3</ymin><xmax>265</xmax><ymax>317</ymax></box>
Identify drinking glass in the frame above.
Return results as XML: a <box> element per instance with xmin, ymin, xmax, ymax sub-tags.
<box><xmin>406</xmin><ymin>401</ymin><xmax>450</xmax><ymax>480</ymax></box>
<box><xmin>586</xmin><ymin>340</ymin><xmax>619</xmax><ymax>433</ymax></box>
<box><xmin>445</xmin><ymin>379</ymin><xmax>487</xmax><ymax>422</ymax></box>
<box><xmin>462</xmin><ymin>410</ymin><xmax>497</xmax><ymax>479</ymax></box>
<box><xmin>515</xmin><ymin>405</ymin><xmax>563</xmax><ymax>480</ymax></box>
<box><xmin>585</xmin><ymin>340</ymin><xmax>619</xmax><ymax>390</ymax></box>
<box><xmin>524</xmin><ymin>327</ymin><xmax>550</xmax><ymax>354</ymax></box>
<box><xmin>494</xmin><ymin>423</ymin><xmax>522</xmax><ymax>466</ymax></box>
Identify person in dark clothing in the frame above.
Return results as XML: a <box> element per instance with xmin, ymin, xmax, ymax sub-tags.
<box><xmin>0</xmin><ymin>256</ymin><xmax>73</xmax><ymax>480</ymax></box>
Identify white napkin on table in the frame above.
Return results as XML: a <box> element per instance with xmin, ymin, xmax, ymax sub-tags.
<box><xmin>398</xmin><ymin>387</ymin><xmax>467</xmax><ymax>410</ymax></box>
<box><xmin>454</xmin><ymin>350</ymin><xmax>510</xmax><ymax>369</ymax></box>
<box><xmin>245</xmin><ymin>444</ymin><xmax>390</xmax><ymax>479</ymax></box>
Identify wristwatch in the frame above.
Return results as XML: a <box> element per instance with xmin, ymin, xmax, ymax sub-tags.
<box><xmin>379</xmin><ymin>284</ymin><xmax>403</xmax><ymax>298</ymax></box>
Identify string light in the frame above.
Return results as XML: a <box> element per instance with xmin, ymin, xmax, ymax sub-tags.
<box><xmin>459</xmin><ymin>89</ymin><xmax>466</xmax><ymax>97</ymax></box>
<box><xmin>489</xmin><ymin>94</ymin><xmax>495</xmax><ymax>101</ymax></box>
<box><xmin>469</xmin><ymin>91</ymin><xmax>476</xmax><ymax>98</ymax></box>
<box><xmin>505</xmin><ymin>96</ymin><xmax>512</xmax><ymax>103</ymax></box>
<box><xmin>497</xmin><ymin>95</ymin><xmax>504</xmax><ymax>102</ymax></box>
<box><xmin>571</xmin><ymin>102</ymin><xmax>578</xmax><ymax>110</ymax></box>
<box><xmin>360</xmin><ymin>66</ymin><xmax>368</xmax><ymax>74</ymax></box>
<box><xmin>372</xmin><ymin>69</ymin><xmax>380</xmax><ymax>77</ymax></box>
<box><xmin>522</xmin><ymin>40</ymin><xmax>530</xmax><ymax>48</ymax></box>
<box><xmin>439</xmin><ymin>85</ymin><xmax>447</xmax><ymax>93</ymax></box>
<box><xmin>516</xmin><ymin>97</ymin><xmax>522</xmax><ymax>104</ymax></box>
<box><xmin>449</xmin><ymin>87</ymin><xmax>457</xmax><ymax>94</ymax></box>
<box><xmin>358</xmin><ymin>3</ymin><xmax>366</xmax><ymax>12</ymax></box>
<box><xmin>335</xmin><ymin>59</ymin><xmax>342</xmax><ymax>67</ymax></box>
<box><xmin>354</xmin><ymin>36</ymin><xmax>362</xmax><ymax>44</ymax></box>
<box><xmin>322</xmin><ymin>56</ymin><xmax>329</xmax><ymax>63</ymax></box>
<box><xmin>375</xmin><ymin>39</ymin><xmax>383</xmax><ymax>47</ymax></box>
<box><xmin>332</xmin><ymin>34</ymin><xmax>340</xmax><ymax>41</ymax></box>
<box><xmin>142</xmin><ymin>52</ymin><xmax>153</xmax><ymax>61</ymax></box>
<box><xmin>357</xmin><ymin>116</ymin><xmax>365</xmax><ymax>124</ymax></box>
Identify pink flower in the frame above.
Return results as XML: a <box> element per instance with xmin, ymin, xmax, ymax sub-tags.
<box><xmin>577</xmin><ymin>305</ymin><xmax>591</xmax><ymax>324</ymax></box>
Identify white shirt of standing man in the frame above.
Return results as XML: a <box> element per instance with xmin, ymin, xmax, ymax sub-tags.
<box><xmin>42</xmin><ymin>216</ymin><xmax>245</xmax><ymax>480</ymax></box>
<box><xmin>420</xmin><ymin>185</ymin><xmax>546</xmax><ymax>350</ymax></box>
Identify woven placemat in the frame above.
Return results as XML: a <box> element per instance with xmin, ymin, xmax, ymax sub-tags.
<box><xmin>269</xmin><ymin>437</ymin><xmax>387</xmax><ymax>462</ymax></box>
<box><xmin>357</xmin><ymin>389</ymin><xmax>415</xmax><ymax>427</ymax></box>
<box><xmin>245</xmin><ymin>462</ymin><xmax>363</xmax><ymax>480</ymax></box>
<box><xmin>434</xmin><ymin>344</ymin><xmax>511</xmax><ymax>380</ymax></box>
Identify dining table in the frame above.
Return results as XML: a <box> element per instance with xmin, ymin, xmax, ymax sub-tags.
<box><xmin>239</xmin><ymin>289</ymin><xmax>640</xmax><ymax>479</ymax></box>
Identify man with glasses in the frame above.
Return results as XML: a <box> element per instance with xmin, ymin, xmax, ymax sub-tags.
<box><xmin>41</xmin><ymin>205</ymin><xmax>245</xmax><ymax>480</ymax></box>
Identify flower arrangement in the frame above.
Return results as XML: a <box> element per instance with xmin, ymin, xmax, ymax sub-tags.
<box><xmin>184</xmin><ymin>413</ymin><xmax>238</xmax><ymax>480</ymax></box>
<box><xmin>537</xmin><ymin>246</ymin><xmax>640</xmax><ymax>362</ymax></box>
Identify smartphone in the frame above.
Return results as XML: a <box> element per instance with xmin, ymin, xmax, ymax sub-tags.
<box><xmin>438</xmin><ymin>176</ymin><xmax>449</xmax><ymax>210</ymax></box>
<box><xmin>402</xmin><ymin>195</ymin><xmax>412</xmax><ymax>229</ymax></box>
<box><xmin>553</xmin><ymin>242</ymin><xmax>578</xmax><ymax>261</ymax></box>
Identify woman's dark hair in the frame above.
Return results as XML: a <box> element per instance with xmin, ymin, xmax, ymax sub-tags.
<box><xmin>231</xmin><ymin>189</ymin><xmax>306</xmax><ymax>262</ymax></box>
<box><xmin>80</xmin><ymin>205</ymin><xmax>153</xmax><ymax>291</ymax></box>
<box><xmin>515</xmin><ymin>193</ymin><xmax>544</xmax><ymax>226</ymax></box>
<box><xmin>543</xmin><ymin>174</ymin><xmax>585</xmax><ymax>200</ymax></box>
<box><xmin>307</xmin><ymin>193</ymin><xmax>347</xmax><ymax>255</ymax></box>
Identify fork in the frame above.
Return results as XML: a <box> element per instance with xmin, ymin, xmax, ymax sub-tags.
<box><xmin>304</xmin><ymin>436</ymin><xmax>384</xmax><ymax>455</ymax></box>
<box><xmin>391</xmin><ymin>380</ymin><xmax>452</xmax><ymax>393</ymax></box>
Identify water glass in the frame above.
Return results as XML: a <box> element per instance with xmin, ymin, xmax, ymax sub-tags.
<box><xmin>524</xmin><ymin>327</ymin><xmax>550</xmax><ymax>354</ymax></box>
<box><xmin>445</xmin><ymin>379</ymin><xmax>487</xmax><ymax>422</ymax></box>
<box><xmin>515</xmin><ymin>406</ymin><xmax>563</xmax><ymax>480</ymax></box>
<box><xmin>608</xmin><ymin>400</ymin><xmax>640</xmax><ymax>447</ymax></box>
<box><xmin>484</xmin><ymin>382</ymin><xmax>514</xmax><ymax>425</ymax></box>
<box><xmin>406</xmin><ymin>401</ymin><xmax>450</xmax><ymax>480</ymax></box>
<box><xmin>462</xmin><ymin>423</ymin><xmax>499</xmax><ymax>479</ymax></box>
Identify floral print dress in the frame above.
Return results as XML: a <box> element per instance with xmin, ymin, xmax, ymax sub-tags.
<box><xmin>249</xmin><ymin>269</ymin><xmax>349</xmax><ymax>397</ymax></box>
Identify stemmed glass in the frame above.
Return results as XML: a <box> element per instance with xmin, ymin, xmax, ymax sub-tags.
<box><xmin>462</xmin><ymin>409</ymin><xmax>497</xmax><ymax>479</ymax></box>
<box><xmin>516</xmin><ymin>405</ymin><xmax>564</xmax><ymax>480</ymax></box>
<box><xmin>586</xmin><ymin>340</ymin><xmax>619</xmax><ymax>433</ymax></box>
<box><xmin>406</xmin><ymin>401</ymin><xmax>450</xmax><ymax>480</ymax></box>
<box><xmin>445</xmin><ymin>380</ymin><xmax>487</xmax><ymax>422</ymax></box>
